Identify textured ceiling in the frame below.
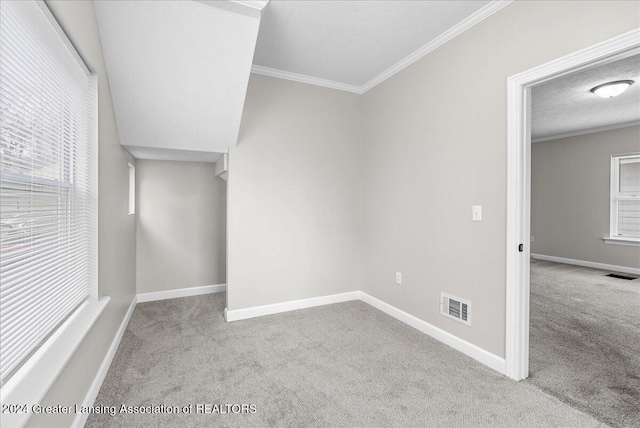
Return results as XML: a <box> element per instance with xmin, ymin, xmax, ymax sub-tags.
<box><xmin>253</xmin><ymin>0</ymin><xmax>491</xmax><ymax>87</ymax></box>
<box><xmin>532</xmin><ymin>54</ymin><xmax>640</xmax><ymax>141</ymax></box>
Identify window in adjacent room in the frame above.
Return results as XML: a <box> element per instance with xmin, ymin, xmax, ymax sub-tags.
<box><xmin>128</xmin><ymin>163</ymin><xmax>136</xmax><ymax>215</ymax></box>
<box><xmin>0</xmin><ymin>0</ymin><xmax>100</xmax><ymax>407</ymax></box>
<box><xmin>609</xmin><ymin>153</ymin><xmax>640</xmax><ymax>243</ymax></box>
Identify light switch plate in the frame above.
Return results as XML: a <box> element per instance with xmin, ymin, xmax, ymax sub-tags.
<box><xmin>472</xmin><ymin>205</ymin><xmax>482</xmax><ymax>221</ymax></box>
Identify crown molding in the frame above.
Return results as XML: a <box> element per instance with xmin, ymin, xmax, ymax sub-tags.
<box><xmin>251</xmin><ymin>65</ymin><xmax>363</xmax><ymax>94</ymax></box>
<box><xmin>360</xmin><ymin>0</ymin><xmax>512</xmax><ymax>92</ymax></box>
<box><xmin>532</xmin><ymin>120</ymin><xmax>640</xmax><ymax>143</ymax></box>
<box><xmin>251</xmin><ymin>1</ymin><xmax>511</xmax><ymax>94</ymax></box>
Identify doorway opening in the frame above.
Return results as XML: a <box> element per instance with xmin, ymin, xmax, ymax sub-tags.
<box><xmin>504</xmin><ymin>28</ymin><xmax>640</xmax><ymax>383</ymax></box>
<box><xmin>527</xmin><ymin>52</ymin><xmax>640</xmax><ymax>426</ymax></box>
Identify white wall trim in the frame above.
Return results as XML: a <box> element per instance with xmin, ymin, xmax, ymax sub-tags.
<box><xmin>225</xmin><ymin>291</ymin><xmax>361</xmax><ymax>321</ymax></box>
<box><xmin>251</xmin><ymin>1</ymin><xmax>512</xmax><ymax>95</ymax></box>
<box><xmin>73</xmin><ymin>286</ymin><xmax>225</xmax><ymax>427</ymax></box>
<box><xmin>532</xmin><ymin>120</ymin><xmax>640</xmax><ymax>143</ymax></box>
<box><xmin>215</xmin><ymin>153</ymin><xmax>229</xmax><ymax>181</ymax></box>
<box><xmin>360</xmin><ymin>1</ymin><xmax>512</xmax><ymax>93</ymax></box>
<box><xmin>137</xmin><ymin>284</ymin><xmax>227</xmax><ymax>303</ymax></box>
<box><xmin>603</xmin><ymin>237</ymin><xmax>640</xmax><ymax>247</ymax></box>
<box><xmin>506</xmin><ymin>28</ymin><xmax>640</xmax><ymax>381</ymax></box>
<box><xmin>226</xmin><ymin>290</ymin><xmax>505</xmax><ymax>375</ymax></box>
<box><xmin>360</xmin><ymin>293</ymin><xmax>506</xmax><ymax>375</ymax></box>
<box><xmin>531</xmin><ymin>253</ymin><xmax>640</xmax><ymax>275</ymax></box>
<box><xmin>64</xmin><ymin>284</ymin><xmax>507</xmax><ymax>428</ymax></box>
<box><xmin>37</xmin><ymin>0</ymin><xmax>90</xmax><ymax>75</ymax></box>
<box><xmin>72</xmin><ymin>296</ymin><xmax>137</xmax><ymax>428</ymax></box>
<box><xmin>251</xmin><ymin>65</ymin><xmax>363</xmax><ymax>94</ymax></box>
<box><xmin>0</xmin><ymin>298</ymin><xmax>110</xmax><ymax>428</ymax></box>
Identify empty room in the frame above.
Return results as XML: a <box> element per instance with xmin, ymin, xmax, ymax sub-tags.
<box><xmin>528</xmin><ymin>54</ymin><xmax>640</xmax><ymax>428</ymax></box>
<box><xmin>0</xmin><ymin>1</ymin><xmax>638</xmax><ymax>428</ymax></box>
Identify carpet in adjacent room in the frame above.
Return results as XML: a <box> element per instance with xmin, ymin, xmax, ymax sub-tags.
<box><xmin>528</xmin><ymin>259</ymin><xmax>640</xmax><ymax>428</ymax></box>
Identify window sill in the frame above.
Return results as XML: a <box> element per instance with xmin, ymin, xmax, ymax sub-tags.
<box><xmin>0</xmin><ymin>297</ymin><xmax>110</xmax><ymax>428</ymax></box>
<box><xmin>603</xmin><ymin>237</ymin><xmax>640</xmax><ymax>247</ymax></box>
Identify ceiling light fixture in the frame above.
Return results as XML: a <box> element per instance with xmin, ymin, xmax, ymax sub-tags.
<box><xmin>590</xmin><ymin>80</ymin><xmax>634</xmax><ymax>98</ymax></box>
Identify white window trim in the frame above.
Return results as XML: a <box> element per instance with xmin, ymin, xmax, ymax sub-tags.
<box><xmin>603</xmin><ymin>236</ymin><xmax>640</xmax><ymax>246</ymax></box>
<box><xmin>606</xmin><ymin>153</ymin><xmax>640</xmax><ymax>246</ymax></box>
<box><xmin>128</xmin><ymin>163</ymin><xmax>136</xmax><ymax>215</ymax></box>
<box><xmin>0</xmin><ymin>298</ymin><xmax>109</xmax><ymax>428</ymax></box>
<box><xmin>0</xmin><ymin>2</ymin><xmax>107</xmax><ymax>425</ymax></box>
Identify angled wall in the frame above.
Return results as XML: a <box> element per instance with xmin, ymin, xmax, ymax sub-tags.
<box><xmin>227</xmin><ymin>74</ymin><xmax>363</xmax><ymax>310</ymax></box>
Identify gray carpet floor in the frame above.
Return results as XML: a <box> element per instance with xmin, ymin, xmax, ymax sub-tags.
<box><xmin>527</xmin><ymin>259</ymin><xmax>640</xmax><ymax>428</ymax></box>
<box><xmin>86</xmin><ymin>292</ymin><xmax>606</xmax><ymax>428</ymax></box>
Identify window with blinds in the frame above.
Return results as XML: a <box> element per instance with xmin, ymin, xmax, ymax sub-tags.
<box><xmin>611</xmin><ymin>154</ymin><xmax>640</xmax><ymax>240</ymax></box>
<box><xmin>0</xmin><ymin>0</ymin><xmax>97</xmax><ymax>386</ymax></box>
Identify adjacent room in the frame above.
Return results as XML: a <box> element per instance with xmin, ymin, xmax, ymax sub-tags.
<box><xmin>0</xmin><ymin>1</ymin><xmax>638</xmax><ymax>427</ymax></box>
<box><xmin>528</xmin><ymin>55</ymin><xmax>640</xmax><ymax>427</ymax></box>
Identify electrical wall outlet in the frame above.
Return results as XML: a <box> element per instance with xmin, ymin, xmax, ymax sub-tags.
<box><xmin>530</xmin><ymin>236</ymin><xmax>535</xmax><ymax>242</ymax></box>
<box><xmin>395</xmin><ymin>272</ymin><xmax>402</xmax><ymax>284</ymax></box>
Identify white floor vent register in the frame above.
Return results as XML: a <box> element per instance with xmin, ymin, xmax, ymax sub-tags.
<box><xmin>440</xmin><ymin>293</ymin><xmax>471</xmax><ymax>326</ymax></box>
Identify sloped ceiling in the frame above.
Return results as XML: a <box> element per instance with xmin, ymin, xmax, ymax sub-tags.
<box><xmin>95</xmin><ymin>0</ymin><xmax>265</xmax><ymax>160</ymax></box>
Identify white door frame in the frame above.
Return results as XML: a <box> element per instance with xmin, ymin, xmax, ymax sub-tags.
<box><xmin>505</xmin><ymin>28</ymin><xmax>640</xmax><ymax>381</ymax></box>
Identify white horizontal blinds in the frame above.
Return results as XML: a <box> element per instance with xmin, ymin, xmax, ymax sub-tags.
<box><xmin>619</xmin><ymin>158</ymin><xmax>640</xmax><ymax>194</ymax></box>
<box><xmin>0</xmin><ymin>0</ymin><xmax>97</xmax><ymax>386</ymax></box>
<box><xmin>617</xmin><ymin>157</ymin><xmax>640</xmax><ymax>238</ymax></box>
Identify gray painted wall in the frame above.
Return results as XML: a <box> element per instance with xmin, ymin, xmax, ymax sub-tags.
<box><xmin>361</xmin><ymin>1</ymin><xmax>640</xmax><ymax>358</ymax></box>
<box><xmin>23</xmin><ymin>3</ymin><xmax>640</xmax><ymax>425</ymax></box>
<box><xmin>136</xmin><ymin>160</ymin><xmax>226</xmax><ymax>294</ymax></box>
<box><xmin>227</xmin><ymin>74</ymin><xmax>363</xmax><ymax>310</ymax></box>
<box><xmin>531</xmin><ymin>126</ymin><xmax>640</xmax><ymax>269</ymax></box>
<box><xmin>29</xmin><ymin>2</ymin><xmax>137</xmax><ymax>427</ymax></box>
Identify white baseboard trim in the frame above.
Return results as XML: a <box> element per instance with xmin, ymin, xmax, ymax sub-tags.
<box><xmin>225</xmin><ymin>290</ymin><xmax>505</xmax><ymax>376</ymax></box>
<box><xmin>531</xmin><ymin>254</ymin><xmax>640</xmax><ymax>275</ymax></box>
<box><xmin>359</xmin><ymin>292</ymin><xmax>506</xmax><ymax>375</ymax></box>
<box><xmin>137</xmin><ymin>284</ymin><xmax>226</xmax><ymax>303</ymax></box>
<box><xmin>72</xmin><ymin>296</ymin><xmax>137</xmax><ymax>428</ymax></box>
<box><xmin>225</xmin><ymin>291</ymin><xmax>361</xmax><ymax>322</ymax></box>
<box><xmin>73</xmin><ymin>285</ymin><xmax>507</xmax><ymax>426</ymax></box>
<box><xmin>72</xmin><ymin>286</ymin><xmax>225</xmax><ymax>427</ymax></box>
